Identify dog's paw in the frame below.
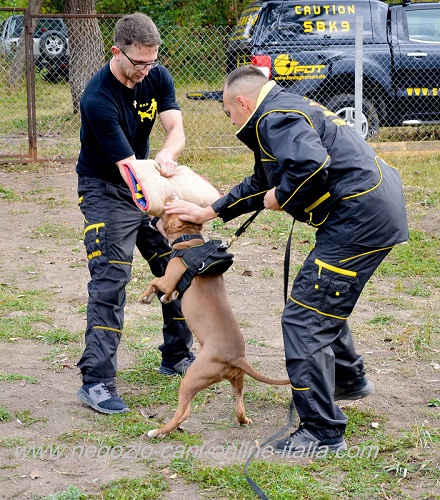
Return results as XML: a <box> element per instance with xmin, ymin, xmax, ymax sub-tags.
<box><xmin>140</xmin><ymin>290</ymin><xmax>156</xmax><ymax>304</ymax></box>
<box><xmin>159</xmin><ymin>290</ymin><xmax>179</xmax><ymax>304</ymax></box>
<box><xmin>239</xmin><ymin>417</ymin><xmax>253</xmax><ymax>426</ymax></box>
<box><xmin>147</xmin><ymin>429</ymin><xmax>166</xmax><ymax>438</ymax></box>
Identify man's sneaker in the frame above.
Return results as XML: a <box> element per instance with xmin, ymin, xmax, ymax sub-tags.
<box><xmin>274</xmin><ymin>426</ymin><xmax>347</xmax><ymax>456</ymax></box>
<box><xmin>77</xmin><ymin>380</ymin><xmax>130</xmax><ymax>414</ymax></box>
<box><xmin>158</xmin><ymin>353</ymin><xmax>195</xmax><ymax>376</ymax></box>
<box><xmin>334</xmin><ymin>378</ymin><xmax>374</xmax><ymax>401</ymax></box>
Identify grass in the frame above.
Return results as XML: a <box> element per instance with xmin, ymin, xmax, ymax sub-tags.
<box><xmin>0</xmin><ymin>373</ymin><xmax>38</xmax><ymax>383</ymax></box>
<box><xmin>99</xmin><ymin>475</ymin><xmax>170</xmax><ymax>500</ymax></box>
<box><xmin>15</xmin><ymin>410</ymin><xmax>47</xmax><ymax>427</ymax></box>
<box><xmin>0</xmin><ymin>150</ymin><xmax>439</xmax><ymax>499</ymax></box>
<box><xmin>0</xmin><ymin>405</ymin><xmax>12</xmax><ymax>422</ymax></box>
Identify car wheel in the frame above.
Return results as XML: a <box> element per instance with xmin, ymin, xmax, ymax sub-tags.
<box><xmin>39</xmin><ymin>30</ymin><xmax>68</xmax><ymax>58</ymax></box>
<box><xmin>325</xmin><ymin>94</ymin><xmax>380</xmax><ymax>140</ymax></box>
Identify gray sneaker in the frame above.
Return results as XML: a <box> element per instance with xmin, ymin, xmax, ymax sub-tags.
<box><xmin>334</xmin><ymin>378</ymin><xmax>374</xmax><ymax>401</ymax></box>
<box><xmin>77</xmin><ymin>380</ymin><xmax>130</xmax><ymax>414</ymax></box>
<box><xmin>274</xmin><ymin>426</ymin><xmax>347</xmax><ymax>456</ymax></box>
<box><xmin>158</xmin><ymin>353</ymin><xmax>195</xmax><ymax>376</ymax></box>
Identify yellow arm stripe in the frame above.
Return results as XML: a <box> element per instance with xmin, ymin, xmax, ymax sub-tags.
<box><xmin>309</xmin><ymin>211</ymin><xmax>331</xmax><ymax>227</ymax></box>
<box><xmin>291</xmin><ymin>385</ymin><xmax>310</xmax><ymax>391</ymax></box>
<box><xmin>289</xmin><ymin>296</ymin><xmax>349</xmax><ymax>321</ymax></box>
<box><xmin>280</xmin><ymin>156</ymin><xmax>330</xmax><ymax>210</ymax></box>
<box><xmin>226</xmin><ymin>191</ymin><xmax>269</xmax><ymax>210</ymax></box>
<box><xmin>305</xmin><ymin>192</ymin><xmax>331</xmax><ymax>213</ymax></box>
<box><xmin>256</xmin><ymin>109</ymin><xmax>315</xmax><ymax>161</ymax></box>
<box><xmin>315</xmin><ymin>258</ymin><xmax>357</xmax><ymax>277</ymax></box>
<box><xmin>108</xmin><ymin>260</ymin><xmax>132</xmax><ymax>266</ymax></box>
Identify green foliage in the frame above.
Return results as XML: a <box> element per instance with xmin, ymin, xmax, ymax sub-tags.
<box><xmin>0</xmin><ymin>186</ymin><xmax>19</xmax><ymax>201</ymax></box>
<box><xmin>100</xmin><ymin>475</ymin><xmax>169</xmax><ymax>499</ymax></box>
<box><xmin>378</xmin><ymin>229</ymin><xmax>440</xmax><ymax>278</ymax></box>
<box><xmin>0</xmin><ymin>373</ymin><xmax>38</xmax><ymax>383</ymax></box>
<box><xmin>94</xmin><ymin>0</ymin><xmax>250</xmax><ymax>26</ymax></box>
<box><xmin>0</xmin><ymin>405</ymin><xmax>12</xmax><ymax>422</ymax></box>
<box><xmin>44</xmin><ymin>485</ymin><xmax>87</xmax><ymax>500</ymax></box>
<box><xmin>15</xmin><ymin>409</ymin><xmax>46</xmax><ymax>427</ymax></box>
<box><xmin>171</xmin><ymin>454</ymin><xmax>396</xmax><ymax>499</ymax></box>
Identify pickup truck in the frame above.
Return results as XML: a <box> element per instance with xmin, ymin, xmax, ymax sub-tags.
<box><xmin>190</xmin><ymin>0</ymin><xmax>440</xmax><ymax>139</ymax></box>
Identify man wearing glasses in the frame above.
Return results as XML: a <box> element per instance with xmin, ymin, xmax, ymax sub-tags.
<box><xmin>75</xmin><ymin>13</ymin><xmax>194</xmax><ymax>414</ymax></box>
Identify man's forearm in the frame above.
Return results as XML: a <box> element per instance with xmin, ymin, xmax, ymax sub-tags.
<box><xmin>156</xmin><ymin>129</ymin><xmax>185</xmax><ymax>162</ymax></box>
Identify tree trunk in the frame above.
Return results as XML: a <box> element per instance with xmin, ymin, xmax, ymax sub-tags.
<box><xmin>65</xmin><ymin>0</ymin><xmax>105</xmax><ymax>113</ymax></box>
<box><xmin>7</xmin><ymin>0</ymin><xmax>45</xmax><ymax>88</ymax></box>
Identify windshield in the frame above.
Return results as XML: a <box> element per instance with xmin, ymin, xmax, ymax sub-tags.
<box><xmin>232</xmin><ymin>5</ymin><xmax>261</xmax><ymax>41</ymax></box>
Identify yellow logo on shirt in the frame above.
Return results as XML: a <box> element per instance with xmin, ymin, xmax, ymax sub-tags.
<box><xmin>138</xmin><ymin>99</ymin><xmax>157</xmax><ymax>121</ymax></box>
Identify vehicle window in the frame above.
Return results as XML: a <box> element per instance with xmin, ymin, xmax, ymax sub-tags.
<box><xmin>406</xmin><ymin>9</ymin><xmax>440</xmax><ymax>43</ymax></box>
<box><xmin>231</xmin><ymin>6</ymin><xmax>261</xmax><ymax>40</ymax></box>
<box><xmin>34</xmin><ymin>19</ymin><xmax>66</xmax><ymax>38</ymax></box>
<box><xmin>10</xmin><ymin>17</ymin><xmax>24</xmax><ymax>38</ymax></box>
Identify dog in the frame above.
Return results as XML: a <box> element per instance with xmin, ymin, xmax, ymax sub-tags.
<box><xmin>140</xmin><ymin>199</ymin><xmax>290</xmax><ymax>438</ymax></box>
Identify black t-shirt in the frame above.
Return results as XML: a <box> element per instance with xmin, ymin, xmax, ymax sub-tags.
<box><xmin>76</xmin><ymin>62</ymin><xmax>180</xmax><ymax>183</ymax></box>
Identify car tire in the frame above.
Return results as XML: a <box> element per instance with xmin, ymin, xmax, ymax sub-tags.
<box><xmin>39</xmin><ymin>30</ymin><xmax>68</xmax><ymax>58</ymax></box>
<box><xmin>325</xmin><ymin>94</ymin><xmax>380</xmax><ymax>140</ymax></box>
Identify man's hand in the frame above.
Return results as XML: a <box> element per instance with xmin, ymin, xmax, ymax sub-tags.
<box><xmin>164</xmin><ymin>199</ymin><xmax>216</xmax><ymax>224</ymax></box>
<box><xmin>154</xmin><ymin>154</ymin><xmax>178</xmax><ymax>178</ymax></box>
<box><xmin>264</xmin><ymin>188</ymin><xmax>281</xmax><ymax>211</ymax></box>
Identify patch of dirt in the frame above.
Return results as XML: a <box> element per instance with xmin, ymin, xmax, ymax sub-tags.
<box><xmin>0</xmin><ymin>164</ymin><xmax>439</xmax><ymax>499</ymax></box>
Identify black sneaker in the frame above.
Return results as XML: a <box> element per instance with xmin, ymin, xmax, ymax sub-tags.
<box><xmin>77</xmin><ymin>380</ymin><xmax>130</xmax><ymax>414</ymax></box>
<box><xmin>158</xmin><ymin>352</ymin><xmax>195</xmax><ymax>376</ymax></box>
<box><xmin>334</xmin><ymin>378</ymin><xmax>374</xmax><ymax>401</ymax></box>
<box><xmin>274</xmin><ymin>426</ymin><xmax>347</xmax><ymax>456</ymax></box>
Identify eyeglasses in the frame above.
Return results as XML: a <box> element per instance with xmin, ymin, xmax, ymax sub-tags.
<box><xmin>223</xmin><ymin>108</ymin><xmax>231</xmax><ymax>118</ymax></box>
<box><xmin>119</xmin><ymin>48</ymin><xmax>159</xmax><ymax>70</ymax></box>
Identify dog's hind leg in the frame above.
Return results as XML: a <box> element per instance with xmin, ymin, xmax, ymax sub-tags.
<box><xmin>229</xmin><ymin>371</ymin><xmax>252</xmax><ymax>426</ymax></box>
<box><xmin>147</xmin><ymin>357</ymin><xmax>224</xmax><ymax>438</ymax></box>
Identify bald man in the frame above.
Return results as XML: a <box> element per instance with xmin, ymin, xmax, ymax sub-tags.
<box><xmin>165</xmin><ymin>65</ymin><xmax>408</xmax><ymax>455</ymax></box>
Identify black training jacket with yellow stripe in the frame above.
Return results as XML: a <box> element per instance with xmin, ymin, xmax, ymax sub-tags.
<box><xmin>211</xmin><ymin>83</ymin><xmax>408</xmax><ymax>247</ymax></box>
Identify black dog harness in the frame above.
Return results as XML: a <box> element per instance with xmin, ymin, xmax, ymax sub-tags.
<box><xmin>169</xmin><ymin>235</ymin><xmax>234</xmax><ymax>297</ymax></box>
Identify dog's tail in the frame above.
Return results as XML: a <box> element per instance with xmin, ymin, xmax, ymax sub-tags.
<box><xmin>234</xmin><ymin>358</ymin><xmax>290</xmax><ymax>386</ymax></box>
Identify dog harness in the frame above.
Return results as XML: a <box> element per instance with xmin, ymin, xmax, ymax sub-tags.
<box><xmin>170</xmin><ymin>235</ymin><xmax>234</xmax><ymax>297</ymax></box>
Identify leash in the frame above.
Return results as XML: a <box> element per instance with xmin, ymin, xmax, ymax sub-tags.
<box><xmin>244</xmin><ymin>400</ymin><xmax>296</xmax><ymax>499</ymax></box>
<box><xmin>243</xmin><ymin>218</ymin><xmax>296</xmax><ymax>498</ymax></box>
<box><xmin>221</xmin><ymin>206</ymin><xmax>299</xmax><ymax>498</ymax></box>
<box><xmin>283</xmin><ymin>219</ymin><xmax>296</xmax><ymax>304</ymax></box>
<box><xmin>226</xmin><ymin>206</ymin><xmax>265</xmax><ymax>248</ymax></box>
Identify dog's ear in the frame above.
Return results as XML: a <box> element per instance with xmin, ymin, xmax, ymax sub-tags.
<box><xmin>170</xmin><ymin>218</ymin><xmax>185</xmax><ymax>230</ymax></box>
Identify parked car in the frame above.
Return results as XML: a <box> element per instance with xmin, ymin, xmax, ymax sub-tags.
<box><xmin>189</xmin><ymin>0</ymin><xmax>440</xmax><ymax>139</ymax></box>
<box><xmin>0</xmin><ymin>15</ymin><xmax>69</xmax><ymax>82</ymax></box>
<box><xmin>228</xmin><ymin>0</ymin><xmax>440</xmax><ymax>138</ymax></box>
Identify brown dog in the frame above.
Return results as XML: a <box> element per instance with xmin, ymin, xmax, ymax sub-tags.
<box><xmin>141</xmin><ymin>203</ymin><xmax>290</xmax><ymax>438</ymax></box>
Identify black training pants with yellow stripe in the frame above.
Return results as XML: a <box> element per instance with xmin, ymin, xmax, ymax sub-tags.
<box><xmin>282</xmin><ymin>242</ymin><xmax>392</xmax><ymax>438</ymax></box>
<box><xmin>76</xmin><ymin>176</ymin><xmax>193</xmax><ymax>384</ymax></box>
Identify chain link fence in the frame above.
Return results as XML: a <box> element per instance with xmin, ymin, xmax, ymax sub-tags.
<box><xmin>0</xmin><ymin>10</ymin><xmax>439</xmax><ymax>162</ymax></box>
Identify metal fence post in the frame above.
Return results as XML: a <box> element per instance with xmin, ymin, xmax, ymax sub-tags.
<box><xmin>355</xmin><ymin>15</ymin><xmax>364</xmax><ymax>137</ymax></box>
<box><xmin>24</xmin><ymin>8</ymin><xmax>38</xmax><ymax>161</ymax></box>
